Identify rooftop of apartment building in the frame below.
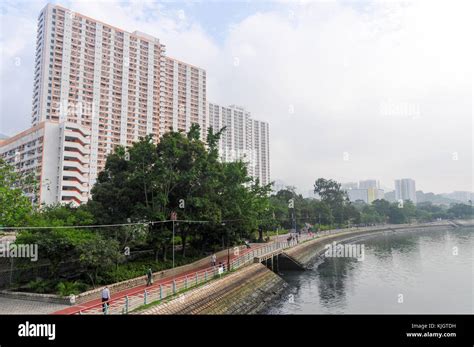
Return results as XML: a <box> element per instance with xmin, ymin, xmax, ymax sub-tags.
<box><xmin>45</xmin><ymin>3</ymin><xmax>206</xmax><ymax>72</ymax></box>
<box><xmin>0</xmin><ymin>122</ymin><xmax>46</xmax><ymax>148</ymax></box>
<box><xmin>209</xmin><ymin>103</ymin><xmax>269</xmax><ymax>124</ymax></box>
<box><xmin>47</xmin><ymin>4</ymin><xmax>162</xmax><ymax>44</ymax></box>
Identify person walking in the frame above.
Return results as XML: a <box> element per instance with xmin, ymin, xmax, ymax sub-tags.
<box><xmin>101</xmin><ymin>286</ymin><xmax>110</xmax><ymax>314</ymax></box>
<box><xmin>211</xmin><ymin>253</ymin><xmax>217</xmax><ymax>267</ymax></box>
<box><xmin>146</xmin><ymin>268</ymin><xmax>153</xmax><ymax>286</ymax></box>
<box><xmin>218</xmin><ymin>262</ymin><xmax>224</xmax><ymax>275</ymax></box>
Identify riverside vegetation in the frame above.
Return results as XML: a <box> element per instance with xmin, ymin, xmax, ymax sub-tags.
<box><xmin>1</xmin><ymin>125</ymin><xmax>472</xmax><ymax>295</ymax></box>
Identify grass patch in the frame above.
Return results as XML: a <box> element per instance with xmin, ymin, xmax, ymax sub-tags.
<box><xmin>131</xmin><ymin>271</ymin><xmax>235</xmax><ymax>313</ymax></box>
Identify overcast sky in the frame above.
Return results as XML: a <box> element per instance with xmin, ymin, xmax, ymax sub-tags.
<box><xmin>0</xmin><ymin>0</ymin><xmax>472</xmax><ymax>194</ymax></box>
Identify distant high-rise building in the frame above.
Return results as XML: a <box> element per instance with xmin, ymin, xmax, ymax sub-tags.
<box><xmin>346</xmin><ymin>184</ymin><xmax>384</xmax><ymax>204</ymax></box>
<box><xmin>359</xmin><ymin>179</ymin><xmax>379</xmax><ymax>189</ymax></box>
<box><xmin>208</xmin><ymin>103</ymin><xmax>270</xmax><ymax>185</ymax></box>
<box><xmin>367</xmin><ymin>187</ymin><xmax>385</xmax><ymax>203</ymax></box>
<box><xmin>395</xmin><ymin>178</ymin><xmax>417</xmax><ymax>203</ymax></box>
<box><xmin>342</xmin><ymin>182</ymin><xmax>358</xmax><ymax>190</ymax></box>
<box><xmin>348</xmin><ymin>189</ymin><xmax>369</xmax><ymax>203</ymax></box>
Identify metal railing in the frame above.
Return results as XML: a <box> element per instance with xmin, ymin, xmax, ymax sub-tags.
<box><xmin>77</xmin><ymin>232</ymin><xmax>321</xmax><ymax>315</ymax></box>
<box><xmin>77</xmin><ymin>244</ymin><xmax>263</xmax><ymax>315</ymax></box>
<box><xmin>76</xmin><ymin>224</ymin><xmax>419</xmax><ymax>314</ymax></box>
<box><xmin>230</xmin><ymin>231</ymin><xmax>321</xmax><ymax>269</ymax></box>
<box><xmin>79</xmin><ymin>263</ymin><xmax>230</xmax><ymax>315</ymax></box>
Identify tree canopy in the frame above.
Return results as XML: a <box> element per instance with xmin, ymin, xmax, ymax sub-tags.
<box><xmin>88</xmin><ymin>125</ymin><xmax>273</xmax><ymax>259</ymax></box>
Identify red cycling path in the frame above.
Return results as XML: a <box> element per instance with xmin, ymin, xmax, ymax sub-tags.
<box><xmin>52</xmin><ymin>243</ymin><xmax>266</xmax><ymax>315</ymax></box>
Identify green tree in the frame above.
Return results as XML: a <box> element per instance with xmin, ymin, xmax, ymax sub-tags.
<box><xmin>314</xmin><ymin>178</ymin><xmax>350</xmax><ymax>225</ymax></box>
<box><xmin>16</xmin><ymin>228</ymin><xmax>118</xmax><ymax>282</ymax></box>
<box><xmin>372</xmin><ymin>199</ymin><xmax>391</xmax><ymax>221</ymax></box>
<box><xmin>89</xmin><ymin>125</ymin><xmax>272</xmax><ymax>260</ymax></box>
<box><xmin>448</xmin><ymin>203</ymin><xmax>473</xmax><ymax>219</ymax></box>
<box><xmin>0</xmin><ymin>159</ymin><xmax>33</xmax><ymax>227</ymax></box>
<box><xmin>388</xmin><ymin>202</ymin><xmax>407</xmax><ymax>224</ymax></box>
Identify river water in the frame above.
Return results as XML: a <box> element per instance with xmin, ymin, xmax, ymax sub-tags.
<box><xmin>266</xmin><ymin>227</ymin><xmax>473</xmax><ymax>314</ymax></box>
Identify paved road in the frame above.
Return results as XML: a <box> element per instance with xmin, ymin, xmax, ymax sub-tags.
<box><xmin>0</xmin><ymin>296</ymin><xmax>68</xmax><ymax>314</ymax></box>
<box><xmin>53</xmin><ymin>244</ymin><xmax>261</xmax><ymax>315</ymax></box>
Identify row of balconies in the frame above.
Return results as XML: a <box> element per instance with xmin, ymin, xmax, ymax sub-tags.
<box><xmin>62</xmin><ymin>161</ymin><xmax>89</xmax><ymax>175</ymax></box>
<box><xmin>64</xmin><ymin>134</ymin><xmax>88</xmax><ymax>147</ymax></box>
<box><xmin>63</xmin><ymin>141</ymin><xmax>90</xmax><ymax>154</ymax></box>
<box><xmin>63</xmin><ymin>151</ymin><xmax>89</xmax><ymax>166</ymax></box>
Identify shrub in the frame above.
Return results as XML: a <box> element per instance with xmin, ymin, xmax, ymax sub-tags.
<box><xmin>26</xmin><ymin>279</ymin><xmax>56</xmax><ymax>294</ymax></box>
<box><xmin>56</xmin><ymin>281</ymin><xmax>89</xmax><ymax>296</ymax></box>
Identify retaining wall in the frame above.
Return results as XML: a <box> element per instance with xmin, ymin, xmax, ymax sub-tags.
<box><xmin>138</xmin><ymin>263</ymin><xmax>287</xmax><ymax>315</ymax></box>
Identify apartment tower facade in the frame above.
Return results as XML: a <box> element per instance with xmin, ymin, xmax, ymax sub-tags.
<box><xmin>1</xmin><ymin>4</ymin><xmax>269</xmax><ymax>206</ymax></box>
<box><xmin>31</xmin><ymin>4</ymin><xmax>206</xmax><ymax>187</ymax></box>
<box><xmin>5</xmin><ymin>3</ymin><xmax>207</xmax><ymax>205</ymax></box>
<box><xmin>208</xmin><ymin>103</ymin><xmax>270</xmax><ymax>185</ymax></box>
<box><xmin>395</xmin><ymin>178</ymin><xmax>417</xmax><ymax>204</ymax></box>
<box><xmin>0</xmin><ymin>121</ymin><xmax>91</xmax><ymax>205</ymax></box>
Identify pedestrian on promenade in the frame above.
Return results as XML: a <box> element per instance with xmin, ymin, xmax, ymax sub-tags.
<box><xmin>101</xmin><ymin>286</ymin><xmax>110</xmax><ymax>314</ymax></box>
<box><xmin>218</xmin><ymin>262</ymin><xmax>224</xmax><ymax>275</ymax></box>
<box><xmin>146</xmin><ymin>268</ymin><xmax>153</xmax><ymax>286</ymax></box>
<box><xmin>211</xmin><ymin>253</ymin><xmax>217</xmax><ymax>267</ymax></box>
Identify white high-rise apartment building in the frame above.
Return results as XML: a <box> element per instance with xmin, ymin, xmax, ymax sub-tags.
<box><xmin>31</xmin><ymin>4</ymin><xmax>207</xmax><ymax>190</ymax></box>
<box><xmin>208</xmin><ymin>103</ymin><xmax>270</xmax><ymax>185</ymax></box>
<box><xmin>0</xmin><ymin>121</ymin><xmax>91</xmax><ymax>205</ymax></box>
<box><xmin>395</xmin><ymin>178</ymin><xmax>417</xmax><ymax>204</ymax></box>
<box><xmin>2</xmin><ymin>4</ymin><xmax>271</xmax><ymax>206</ymax></box>
<box><xmin>160</xmin><ymin>57</ymin><xmax>207</xmax><ymax>138</ymax></box>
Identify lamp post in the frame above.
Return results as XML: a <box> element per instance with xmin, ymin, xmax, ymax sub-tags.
<box><xmin>171</xmin><ymin>211</ymin><xmax>177</xmax><ymax>268</ymax></box>
<box><xmin>222</xmin><ymin>222</ymin><xmax>229</xmax><ymax>271</ymax></box>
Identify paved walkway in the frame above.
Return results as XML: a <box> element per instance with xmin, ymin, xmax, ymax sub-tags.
<box><xmin>0</xmin><ymin>296</ymin><xmax>68</xmax><ymax>314</ymax></box>
<box><xmin>52</xmin><ymin>244</ymin><xmax>261</xmax><ymax>315</ymax></box>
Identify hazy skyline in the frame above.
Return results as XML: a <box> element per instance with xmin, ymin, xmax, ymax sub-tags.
<box><xmin>1</xmin><ymin>0</ymin><xmax>472</xmax><ymax>194</ymax></box>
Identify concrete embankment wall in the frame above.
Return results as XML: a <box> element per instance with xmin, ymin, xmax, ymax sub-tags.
<box><xmin>138</xmin><ymin>263</ymin><xmax>287</xmax><ymax>315</ymax></box>
<box><xmin>283</xmin><ymin>228</ymin><xmax>387</xmax><ymax>266</ymax></box>
<box><xmin>283</xmin><ymin>221</ymin><xmax>461</xmax><ymax>266</ymax></box>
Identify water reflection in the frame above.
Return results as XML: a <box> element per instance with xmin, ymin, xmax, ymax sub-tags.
<box><xmin>317</xmin><ymin>257</ymin><xmax>353</xmax><ymax>308</ymax></box>
<box><xmin>266</xmin><ymin>227</ymin><xmax>473</xmax><ymax>314</ymax></box>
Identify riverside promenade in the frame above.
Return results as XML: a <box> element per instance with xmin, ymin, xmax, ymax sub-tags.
<box><xmin>53</xmin><ymin>233</ymin><xmax>316</xmax><ymax>314</ymax></box>
<box><xmin>52</xmin><ymin>245</ymin><xmax>258</xmax><ymax>314</ymax></box>
<box><xmin>1</xmin><ymin>220</ymin><xmax>463</xmax><ymax>315</ymax></box>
